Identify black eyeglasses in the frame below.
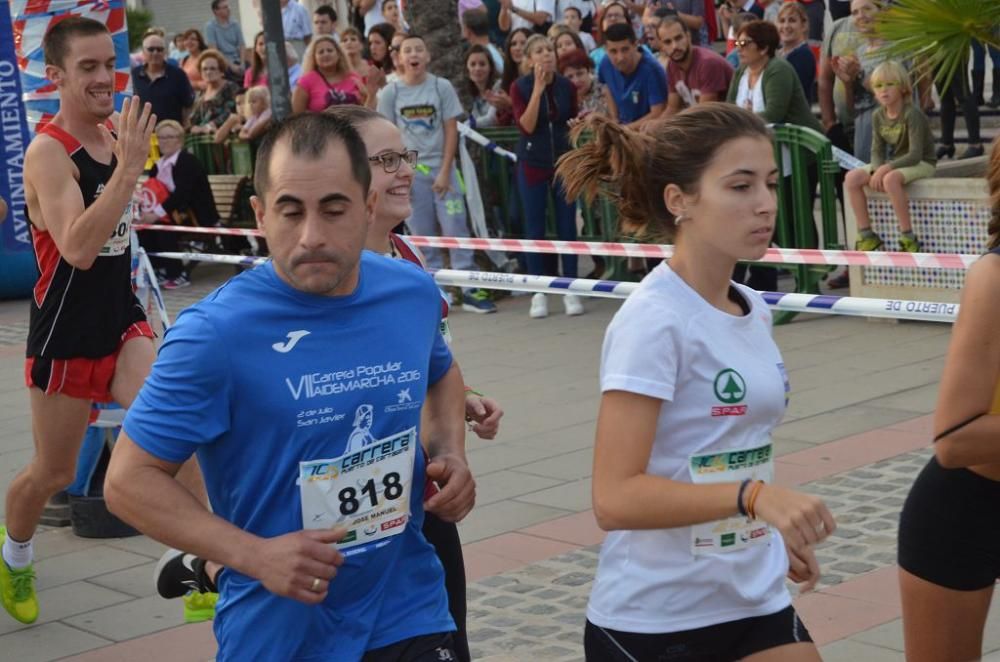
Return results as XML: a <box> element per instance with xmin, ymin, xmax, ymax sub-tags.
<box><xmin>368</xmin><ymin>149</ymin><xmax>417</xmax><ymax>173</ymax></box>
<box><xmin>145</xmin><ymin>46</ymin><xmax>165</xmax><ymax>53</ymax></box>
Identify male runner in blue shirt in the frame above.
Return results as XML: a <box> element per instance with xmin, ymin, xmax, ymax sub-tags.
<box><xmin>105</xmin><ymin>112</ymin><xmax>472</xmax><ymax>661</ymax></box>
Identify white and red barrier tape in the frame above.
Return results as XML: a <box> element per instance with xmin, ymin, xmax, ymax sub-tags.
<box><xmin>135</xmin><ymin>224</ymin><xmax>980</xmax><ymax>270</ymax></box>
<box><xmin>147</xmin><ymin>251</ymin><xmax>960</xmax><ymax>324</ymax></box>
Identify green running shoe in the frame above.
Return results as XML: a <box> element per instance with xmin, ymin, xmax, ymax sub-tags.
<box><xmin>855</xmin><ymin>233</ymin><xmax>884</xmax><ymax>252</ymax></box>
<box><xmin>183</xmin><ymin>590</ymin><xmax>218</xmax><ymax>623</ymax></box>
<box><xmin>898</xmin><ymin>234</ymin><xmax>921</xmax><ymax>253</ymax></box>
<box><xmin>0</xmin><ymin>527</ymin><xmax>39</xmax><ymax>624</ymax></box>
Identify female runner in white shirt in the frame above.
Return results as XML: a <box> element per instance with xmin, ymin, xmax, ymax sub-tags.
<box><xmin>557</xmin><ymin>103</ymin><xmax>836</xmax><ymax>661</ymax></box>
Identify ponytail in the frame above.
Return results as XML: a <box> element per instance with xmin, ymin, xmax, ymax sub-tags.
<box><xmin>556</xmin><ymin>114</ymin><xmax>673</xmax><ymax>240</ymax></box>
<box><xmin>557</xmin><ymin>103</ymin><xmax>772</xmax><ymax>243</ymax></box>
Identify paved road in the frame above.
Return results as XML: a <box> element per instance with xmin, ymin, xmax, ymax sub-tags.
<box><xmin>0</xmin><ymin>263</ymin><xmax>995</xmax><ymax>661</ymax></box>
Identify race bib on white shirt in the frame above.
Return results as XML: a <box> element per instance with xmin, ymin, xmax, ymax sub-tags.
<box><xmin>100</xmin><ymin>201</ymin><xmax>134</xmax><ymax>257</ymax></box>
<box><xmin>688</xmin><ymin>441</ymin><xmax>773</xmax><ymax>555</ymax></box>
<box><xmin>299</xmin><ymin>428</ymin><xmax>416</xmax><ymax>553</ymax></box>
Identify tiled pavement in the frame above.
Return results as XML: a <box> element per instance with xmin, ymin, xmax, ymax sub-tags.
<box><xmin>0</xmin><ymin>264</ymin><xmax>995</xmax><ymax>661</ymax></box>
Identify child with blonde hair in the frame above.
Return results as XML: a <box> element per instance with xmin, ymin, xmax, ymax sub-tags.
<box><xmin>846</xmin><ymin>60</ymin><xmax>936</xmax><ymax>252</ymax></box>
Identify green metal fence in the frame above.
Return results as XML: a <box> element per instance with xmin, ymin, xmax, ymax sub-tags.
<box><xmin>770</xmin><ymin>123</ymin><xmax>842</xmax><ymax>323</ymax></box>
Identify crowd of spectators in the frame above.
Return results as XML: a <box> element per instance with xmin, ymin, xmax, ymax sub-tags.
<box><xmin>130</xmin><ymin>0</ymin><xmax>999</xmax><ymax>299</ymax></box>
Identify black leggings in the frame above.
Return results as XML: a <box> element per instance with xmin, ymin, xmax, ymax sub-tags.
<box><xmin>937</xmin><ymin>73</ymin><xmax>981</xmax><ymax>145</ymax></box>
<box><xmin>422</xmin><ymin>512</ymin><xmax>470</xmax><ymax>662</ymax></box>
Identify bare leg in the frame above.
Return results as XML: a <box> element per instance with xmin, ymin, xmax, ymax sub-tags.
<box><xmin>899</xmin><ymin>568</ymin><xmax>993</xmax><ymax>662</ymax></box>
<box><xmin>844</xmin><ymin>168</ymin><xmax>872</xmax><ymax>230</ymax></box>
<box><xmin>743</xmin><ymin>643</ymin><xmax>822</xmax><ymax>662</ymax></box>
<box><xmin>5</xmin><ymin>390</ymin><xmax>92</xmax><ymax>542</ymax></box>
<box><xmin>883</xmin><ymin>171</ymin><xmax>912</xmax><ymax>232</ymax></box>
<box><xmin>110</xmin><ymin>336</ymin><xmax>209</xmax><ymax>507</ymax></box>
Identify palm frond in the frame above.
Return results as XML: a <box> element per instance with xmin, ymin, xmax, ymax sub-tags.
<box><xmin>874</xmin><ymin>0</ymin><xmax>1000</xmax><ymax>89</ymax></box>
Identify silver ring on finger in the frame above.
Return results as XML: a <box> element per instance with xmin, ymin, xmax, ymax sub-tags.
<box><xmin>310</xmin><ymin>577</ymin><xmax>321</xmax><ymax>592</ymax></box>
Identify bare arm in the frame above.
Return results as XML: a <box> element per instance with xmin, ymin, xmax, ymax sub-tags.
<box><xmin>25</xmin><ymin>98</ymin><xmax>153</xmax><ymax>269</ymax></box>
<box><xmin>106</xmin><ymin>430</ymin><xmax>347</xmax><ymax>603</ymax></box>
<box><xmin>818</xmin><ymin>55</ymin><xmax>837</xmax><ymax>129</ymax></box>
<box><xmin>699</xmin><ymin>91</ymin><xmax>721</xmax><ymax>103</ymax></box>
<box><xmin>441</xmin><ymin>118</ymin><xmax>459</xmax><ymax>175</ymax></box>
<box><xmin>291</xmin><ymin>85</ymin><xmax>310</xmax><ymax>114</ymax></box>
<box><xmin>498</xmin><ymin>0</ymin><xmax>512</xmax><ymax>33</ymax></box>
<box><xmin>518</xmin><ymin>80</ymin><xmax>546</xmax><ymax>134</ymax></box>
<box><xmin>625</xmin><ymin>101</ymin><xmax>665</xmax><ymax>129</ymax></box>
<box><xmin>593</xmin><ymin>390</ymin><xmax>834</xmax><ymax>548</ymax></box>
<box><xmin>934</xmin><ymin>255</ymin><xmax>1000</xmax><ymax>468</ymax></box>
<box><xmin>663</xmin><ymin>91</ymin><xmax>682</xmax><ymax>117</ymax></box>
<box><xmin>421</xmin><ymin>362</ymin><xmax>476</xmax><ymax>522</ymax></box>
<box><xmin>676</xmin><ymin>10</ymin><xmax>704</xmax><ymax>31</ymax></box>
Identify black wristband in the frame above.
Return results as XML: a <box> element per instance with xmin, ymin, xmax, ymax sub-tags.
<box><xmin>736</xmin><ymin>478</ymin><xmax>751</xmax><ymax>517</ymax></box>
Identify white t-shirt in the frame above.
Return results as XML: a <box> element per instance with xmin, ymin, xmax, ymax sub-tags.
<box><xmin>510</xmin><ymin>0</ymin><xmax>555</xmax><ymax>32</ymax></box>
<box><xmin>587</xmin><ymin>263</ymin><xmax>791</xmax><ymax>634</ymax></box>
<box><xmin>736</xmin><ymin>70</ymin><xmax>765</xmax><ymax>113</ymax></box>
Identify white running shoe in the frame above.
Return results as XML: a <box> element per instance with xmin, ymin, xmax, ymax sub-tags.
<box><xmin>563</xmin><ymin>294</ymin><xmax>584</xmax><ymax>316</ymax></box>
<box><xmin>529</xmin><ymin>293</ymin><xmax>548</xmax><ymax>318</ymax></box>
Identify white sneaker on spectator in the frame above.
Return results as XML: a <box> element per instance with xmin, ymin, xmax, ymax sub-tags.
<box><xmin>563</xmin><ymin>294</ymin><xmax>584</xmax><ymax>316</ymax></box>
<box><xmin>529</xmin><ymin>293</ymin><xmax>548</xmax><ymax>319</ymax></box>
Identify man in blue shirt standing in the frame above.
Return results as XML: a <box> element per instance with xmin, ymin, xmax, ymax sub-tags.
<box><xmin>105</xmin><ymin>113</ymin><xmax>472</xmax><ymax>661</ymax></box>
<box><xmin>204</xmin><ymin>0</ymin><xmax>246</xmax><ymax>78</ymax></box>
<box><xmin>598</xmin><ymin>22</ymin><xmax>668</xmax><ymax>129</ymax></box>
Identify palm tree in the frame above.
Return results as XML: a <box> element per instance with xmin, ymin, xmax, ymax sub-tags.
<box><xmin>405</xmin><ymin>0</ymin><xmax>466</xmax><ymax>89</ymax></box>
<box><xmin>874</xmin><ymin>0</ymin><xmax>1000</xmax><ymax>89</ymax></box>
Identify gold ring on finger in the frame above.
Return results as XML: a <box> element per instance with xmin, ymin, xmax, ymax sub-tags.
<box><xmin>311</xmin><ymin>577</ymin><xmax>321</xmax><ymax>592</ymax></box>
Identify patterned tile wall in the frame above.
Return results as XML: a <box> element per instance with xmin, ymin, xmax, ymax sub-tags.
<box><xmin>863</xmin><ymin>197</ymin><xmax>992</xmax><ymax>289</ymax></box>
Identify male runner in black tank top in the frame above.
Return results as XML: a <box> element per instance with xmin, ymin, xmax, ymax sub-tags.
<box><xmin>0</xmin><ymin>17</ymin><xmax>158</xmax><ymax>625</ymax></box>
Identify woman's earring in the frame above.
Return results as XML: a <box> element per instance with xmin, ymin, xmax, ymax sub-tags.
<box><xmin>674</xmin><ymin>214</ymin><xmax>686</xmax><ymax>225</ymax></box>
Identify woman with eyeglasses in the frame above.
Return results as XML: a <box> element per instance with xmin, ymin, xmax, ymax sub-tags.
<box><xmin>188</xmin><ymin>50</ymin><xmax>241</xmax><ymax>140</ymax></box>
<box><xmin>726</xmin><ymin>19</ymin><xmax>821</xmax><ymax>294</ymax></box>
<box><xmin>139</xmin><ymin>120</ymin><xmax>221</xmax><ymax>290</ymax></box>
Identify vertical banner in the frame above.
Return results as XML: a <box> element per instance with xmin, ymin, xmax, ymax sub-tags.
<box><xmin>0</xmin><ymin>0</ymin><xmax>131</xmax><ymax>299</ymax></box>
<box><xmin>0</xmin><ymin>0</ymin><xmax>35</xmax><ymax>298</ymax></box>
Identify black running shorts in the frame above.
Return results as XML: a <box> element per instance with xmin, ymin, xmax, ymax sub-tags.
<box><xmin>363</xmin><ymin>632</ymin><xmax>458</xmax><ymax>662</ymax></box>
<box><xmin>585</xmin><ymin>606</ymin><xmax>813</xmax><ymax>661</ymax></box>
<box><xmin>898</xmin><ymin>456</ymin><xmax>1000</xmax><ymax>591</ymax></box>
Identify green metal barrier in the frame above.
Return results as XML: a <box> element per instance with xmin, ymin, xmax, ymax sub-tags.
<box><xmin>184</xmin><ymin>134</ymin><xmax>253</xmax><ymax>176</ymax></box>
<box><xmin>770</xmin><ymin>123</ymin><xmax>842</xmax><ymax>323</ymax></box>
<box><xmin>476</xmin><ymin>127</ymin><xmax>623</xmax><ymax>278</ymax></box>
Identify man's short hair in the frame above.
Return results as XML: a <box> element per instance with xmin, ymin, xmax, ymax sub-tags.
<box><xmin>314</xmin><ymin>4</ymin><xmax>338</xmax><ymax>21</ymax></box>
<box><xmin>603</xmin><ymin>22</ymin><xmax>636</xmax><ymax>43</ymax></box>
<box><xmin>653</xmin><ymin>6</ymin><xmax>678</xmax><ymax>19</ymax></box>
<box><xmin>43</xmin><ymin>16</ymin><xmax>109</xmax><ymax>68</ymax></box>
<box><xmin>462</xmin><ymin>8</ymin><xmax>490</xmax><ymax>36</ymax></box>
<box><xmin>254</xmin><ymin>113</ymin><xmax>371</xmax><ymax>203</ymax></box>
<box><xmin>211</xmin><ymin>0</ymin><xmax>226</xmax><ymax>11</ymax></box>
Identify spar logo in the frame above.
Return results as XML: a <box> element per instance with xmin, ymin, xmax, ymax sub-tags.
<box><xmin>712</xmin><ymin>369</ymin><xmax>747</xmax><ymax>417</ymax></box>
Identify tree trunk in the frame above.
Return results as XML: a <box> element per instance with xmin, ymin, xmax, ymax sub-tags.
<box><xmin>405</xmin><ymin>0</ymin><xmax>468</xmax><ymax>104</ymax></box>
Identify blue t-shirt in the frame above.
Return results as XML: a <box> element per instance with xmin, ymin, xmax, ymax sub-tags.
<box><xmin>124</xmin><ymin>253</ymin><xmax>454</xmax><ymax>661</ymax></box>
<box><xmin>598</xmin><ymin>49</ymin><xmax>668</xmax><ymax>124</ymax></box>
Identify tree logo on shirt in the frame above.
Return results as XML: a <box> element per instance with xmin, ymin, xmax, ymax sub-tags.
<box><xmin>713</xmin><ymin>369</ymin><xmax>746</xmax><ymax>404</ymax></box>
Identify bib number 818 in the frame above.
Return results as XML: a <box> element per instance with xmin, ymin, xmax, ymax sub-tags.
<box><xmin>338</xmin><ymin>472</ymin><xmax>404</xmax><ymax>515</ymax></box>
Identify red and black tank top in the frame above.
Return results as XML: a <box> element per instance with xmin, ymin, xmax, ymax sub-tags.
<box><xmin>25</xmin><ymin>123</ymin><xmax>145</xmax><ymax>360</ymax></box>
